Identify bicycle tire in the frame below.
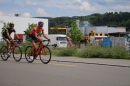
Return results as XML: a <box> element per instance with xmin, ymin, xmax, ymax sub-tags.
<box><xmin>39</xmin><ymin>46</ymin><xmax>51</xmax><ymax>64</ymax></box>
<box><xmin>13</xmin><ymin>46</ymin><xmax>22</xmax><ymax>62</ymax></box>
<box><xmin>0</xmin><ymin>46</ymin><xmax>9</xmax><ymax>61</ymax></box>
<box><xmin>25</xmin><ymin>46</ymin><xmax>34</xmax><ymax>63</ymax></box>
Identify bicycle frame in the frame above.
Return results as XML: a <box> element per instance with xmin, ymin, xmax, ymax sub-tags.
<box><xmin>9</xmin><ymin>40</ymin><xmax>16</xmax><ymax>53</ymax></box>
<box><xmin>35</xmin><ymin>41</ymin><xmax>45</xmax><ymax>57</ymax></box>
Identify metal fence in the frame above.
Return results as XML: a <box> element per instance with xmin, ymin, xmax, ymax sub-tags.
<box><xmin>111</xmin><ymin>37</ymin><xmax>126</xmax><ymax>47</ymax></box>
<box><xmin>79</xmin><ymin>37</ymin><xmax>127</xmax><ymax>48</ymax></box>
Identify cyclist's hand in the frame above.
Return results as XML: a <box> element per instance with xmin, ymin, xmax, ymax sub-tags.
<box><xmin>48</xmin><ymin>39</ymin><xmax>50</xmax><ymax>41</ymax></box>
<box><xmin>10</xmin><ymin>39</ymin><xmax>13</xmax><ymax>42</ymax></box>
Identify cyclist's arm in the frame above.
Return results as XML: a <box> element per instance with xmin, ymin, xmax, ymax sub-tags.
<box><xmin>7</xmin><ymin>33</ymin><xmax>12</xmax><ymax>40</ymax></box>
<box><xmin>14</xmin><ymin>32</ymin><xmax>19</xmax><ymax>39</ymax></box>
<box><xmin>42</xmin><ymin>30</ymin><xmax>50</xmax><ymax>40</ymax></box>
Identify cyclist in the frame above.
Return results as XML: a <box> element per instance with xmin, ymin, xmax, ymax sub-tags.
<box><xmin>29</xmin><ymin>21</ymin><xmax>50</xmax><ymax>60</ymax></box>
<box><xmin>2</xmin><ymin>22</ymin><xmax>19</xmax><ymax>57</ymax></box>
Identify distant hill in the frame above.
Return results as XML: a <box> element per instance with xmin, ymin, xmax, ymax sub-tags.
<box><xmin>35</xmin><ymin>12</ymin><xmax>130</xmax><ymax>31</ymax></box>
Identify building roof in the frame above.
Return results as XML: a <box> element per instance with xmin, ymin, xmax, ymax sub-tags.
<box><xmin>108</xmin><ymin>32</ymin><xmax>130</xmax><ymax>34</ymax></box>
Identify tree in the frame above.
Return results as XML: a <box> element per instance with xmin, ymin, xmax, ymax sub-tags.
<box><xmin>67</xmin><ymin>21</ymin><xmax>83</xmax><ymax>46</ymax></box>
<box><xmin>1</xmin><ymin>22</ymin><xmax>9</xmax><ymax>38</ymax></box>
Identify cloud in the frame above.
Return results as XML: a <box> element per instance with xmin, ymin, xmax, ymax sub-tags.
<box><xmin>37</xmin><ymin>8</ymin><xmax>49</xmax><ymax>16</ymax></box>
<box><xmin>25</xmin><ymin>0</ymin><xmax>38</xmax><ymax>5</ymax></box>
<box><xmin>0</xmin><ymin>0</ymin><xmax>6</xmax><ymax>4</ymax></box>
<box><xmin>113</xmin><ymin>5</ymin><xmax>130</xmax><ymax>10</ymax></box>
<box><xmin>74</xmin><ymin>0</ymin><xmax>81</xmax><ymax>3</ymax></box>
<box><xmin>79</xmin><ymin>2</ymin><xmax>95</xmax><ymax>11</ymax></box>
<box><xmin>21</xmin><ymin>12</ymin><xmax>31</xmax><ymax>17</ymax></box>
<box><xmin>104</xmin><ymin>0</ymin><xmax>115</xmax><ymax>3</ymax></box>
<box><xmin>0</xmin><ymin>10</ymin><xmax>4</xmax><ymax>15</ymax></box>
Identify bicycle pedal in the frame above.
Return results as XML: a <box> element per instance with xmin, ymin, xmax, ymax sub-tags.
<box><xmin>34</xmin><ymin>57</ymin><xmax>36</xmax><ymax>59</ymax></box>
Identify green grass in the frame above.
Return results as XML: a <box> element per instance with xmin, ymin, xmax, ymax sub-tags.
<box><xmin>51</xmin><ymin>45</ymin><xmax>130</xmax><ymax>59</ymax></box>
<box><xmin>17</xmin><ymin>42</ymin><xmax>130</xmax><ymax>59</ymax></box>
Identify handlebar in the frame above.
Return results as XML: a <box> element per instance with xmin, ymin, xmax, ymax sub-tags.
<box><xmin>10</xmin><ymin>39</ymin><xmax>21</xmax><ymax>46</ymax></box>
<box><xmin>42</xmin><ymin>40</ymin><xmax>50</xmax><ymax>46</ymax></box>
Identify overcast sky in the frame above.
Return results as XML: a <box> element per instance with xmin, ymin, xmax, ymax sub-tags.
<box><xmin>0</xmin><ymin>0</ymin><xmax>130</xmax><ymax>17</ymax></box>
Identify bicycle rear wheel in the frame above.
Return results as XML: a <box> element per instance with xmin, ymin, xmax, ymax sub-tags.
<box><xmin>25</xmin><ymin>46</ymin><xmax>34</xmax><ymax>63</ymax></box>
<box><xmin>0</xmin><ymin>46</ymin><xmax>9</xmax><ymax>61</ymax></box>
<box><xmin>13</xmin><ymin>46</ymin><xmax>22</xmax><ymax>62</ymax></box>
<box><xmin>39</xmin><ymin>46</ymin><xmax>51</xmax><ymax>64</ymax></box>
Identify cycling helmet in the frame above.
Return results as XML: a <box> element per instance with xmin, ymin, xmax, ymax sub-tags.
<box><xmin>9</xmin><ymin>22</ymin><xmax>14</xmax><ymax>25</ymax></box>
<box><xmin>9</xmin><ymin>22</ymin><xmax>14</xmax><ymax>28</ymax></box>
<box><xmin>38</xmin><ymin>21</ymin><xmax>44</xmax><ymax>27</ymax></box>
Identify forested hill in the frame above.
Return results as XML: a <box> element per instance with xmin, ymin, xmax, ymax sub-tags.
<box><xmin>35</xmin><ymin>12</ymin><xmax>130</xmax><ymax>31</ymax></box>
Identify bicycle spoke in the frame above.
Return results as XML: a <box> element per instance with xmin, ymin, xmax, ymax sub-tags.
<box><xmin>25</xmin><ymin>46</ymin><xmax>34</xmax><ymax>63</ymax></box>
<box><xmin>13</xmin><ymin>46</ymin><xmax>22</xmax><ymax>62</ymax></box>
<box><xmin>1</xmin><ymin>46</ymin><xmax>9</xmax><ymax>61</ymax></box>
<box><xmin>40</xmin><ymin>46</ymin><xmax>51</xmax><ymax>64</ymax></box>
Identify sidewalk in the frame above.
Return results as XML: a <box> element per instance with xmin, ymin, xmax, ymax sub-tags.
<box><xmin>51</xmin><ymin>56</ymin><xmax>130</xmax><ymax>68</ymax></box>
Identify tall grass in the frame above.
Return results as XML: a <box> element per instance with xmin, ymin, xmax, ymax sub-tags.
<box><xmin>53</xmin><ymin>45</ymin><xmax>130</xmax><ymax>59</ymax></box>
<box><xmin>13</xmin><ymin>41</ymin><xmax>130</xmax><ymax>59</ymax></box>
<box><xmin>56</xmin><ymin>47</ymin><xmax>78</xmax><ymax>56</ymax></box>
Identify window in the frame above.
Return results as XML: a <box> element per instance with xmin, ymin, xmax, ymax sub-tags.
<box><xmin>57</xmin><ymin>37</ymin><xmax>67</xmax><ymax>41</ymax></box>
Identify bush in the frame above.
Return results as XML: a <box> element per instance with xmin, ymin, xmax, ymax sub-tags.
<box><xmin>76</xmin><ymin>46</ymin><xmax>130</xmax><ymax>59</ymax></box>
<box><xmin>111</xmin><ymin>46</ymin><xmax>129</xmax><ymax>59</ymax></box>
<box><xmin>78</xmin><ymin>46</ymin><xmax>103</xmax><ymax>58</ymax></box>
<box><xmin>56</xmin><ymin>47</ymin><xmax>78</xmax><ymax>56</ymax></box>
<box><xmin>20</xmin><ymin>41</ymin><xmax>31</xmax><ymax>53</ymax></box>
<box><xmin>48</xmin><ymin>45</ymin><xmax>130</xmax><ymax>59</ymax></box>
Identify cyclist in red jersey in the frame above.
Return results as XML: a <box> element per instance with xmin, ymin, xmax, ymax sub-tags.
<box><xmin>29</xmin><ymin>21</ymin><xmax>50</xmax><ymax>59</ymax></box>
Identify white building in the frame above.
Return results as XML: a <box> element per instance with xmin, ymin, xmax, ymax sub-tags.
<box><xmin>0</xmin><ymin>16</ymin><xmax>48</xmax><ymax>39</ymax></box>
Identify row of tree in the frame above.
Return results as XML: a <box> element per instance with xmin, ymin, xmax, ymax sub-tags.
<box><xmin>43</xmin><ymin>12</ymin><xmax>130</xmax><ymax>31</ymax></box>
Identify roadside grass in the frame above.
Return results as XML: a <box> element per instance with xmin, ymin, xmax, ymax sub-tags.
<box><xmin>51</xmin><ymin>45</ymin><xmax>130</xmax><ymax>59</ymax></box>
<box><xmin>17</xmin><ymin>41</ymin><xmax>130</xmax><ymax>59</ymax></box>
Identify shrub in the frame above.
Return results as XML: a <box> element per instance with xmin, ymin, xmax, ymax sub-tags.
<box><xmin>77</xmin><ymin>45</ymin><xmax>130</xmax><ymax>59</ymax></box>
<box><xmin>20</xmin><ymin>41</ymin><xmax>31</xmax><ymax>53</ymax></box>
<box><xmin>56</xmin><ymin>47</ymin><xmax>78</xmax><ymax>56</ymax></box>
<box><xmin>111</xmin><ymin>46</ymin><xmax>129</xmax><ymax>59</ymax></box>
<box><xmin>78</xmin><ymin>46</ymin><xmax>103</xmax><ymax>58</ymax></box>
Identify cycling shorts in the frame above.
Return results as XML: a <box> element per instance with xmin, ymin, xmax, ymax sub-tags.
<box><xmin>29</xmin><ymin>35</ymin><xmax>37</xmax><ymax>42</ymax></box>
<box><xmin>3</xmin><ymin>35</ymin><xmax>11</xmax><ymax>41</ymax></box>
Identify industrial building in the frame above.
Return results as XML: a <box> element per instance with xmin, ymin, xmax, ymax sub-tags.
<box><xmin>0</xmin><ymin>15</ymin><xmax>48</xmax><ymax>40</ymax></box>
<box><xmin>50</xmin><ymin>20</ymin><xmax>127</xmax><ymax>37</ymax></box>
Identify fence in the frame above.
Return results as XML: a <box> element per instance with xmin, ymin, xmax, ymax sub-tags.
<box><xmin>111</xmin><ymin>37</ymin><xmax>126</xmax><ymax>47</ymax></box>
<box><xmin>79</xmin><ymin>37</ymin><xmax>127</xmax><ymax>48</ymax></box>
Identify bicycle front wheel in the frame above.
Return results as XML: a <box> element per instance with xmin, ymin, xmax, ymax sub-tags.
<box><xmin>39</xmin><ymin>46</ymin><xmax>51</xmax><ymax>64</ymax></box>
<box><xmin>0</xmin><ymin>46</ymin><xmax>9</xmax><ymax>61</ymax></box>
<box><xmin>13</xmin><ymin>46</ymin><xmax>22</xmax><ymax>62</ymax></box>
<box><xmin>25</xmin><ymin>46</ymin><xmax>34</xmax><ymax>63</ymax></box>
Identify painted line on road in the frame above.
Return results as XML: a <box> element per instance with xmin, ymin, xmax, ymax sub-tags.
<box><xmin>49</xmin><ymin>63</ymin><xmax>77</xmax><ymax>67</ymax></box>
<box><xmin>34</xmin><ymin>62</ymin><xmax>77</xmax><ymax>67</ymax></box>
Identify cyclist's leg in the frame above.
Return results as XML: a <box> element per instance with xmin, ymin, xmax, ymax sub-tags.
<box><xmin>36</xmin><ymin>36</ymin><xmax>43</xmax><ymax>42</ymax></box>
<box><xmin>31</xmin><ymin>42</ymin><xmax>36</xmax><ymax>53</ymax></box>
<box><xmin>29</xmin><ymin>35</ymin><xmax>37</xmax><ymax>52</ymax></box>
<box><xmin>29</xmin><ymin>35</ymin><xmax>37</xmax><ymax>59</ymax></box>
<box><xmin>3</xmin><ymin>37</ymin><xmax>11</xmax><ymax>56</ymax></box>
<box><xmin>4</xmin><ymin>38</ymin><xmax>11</xmax><ymax>50</ymax></box>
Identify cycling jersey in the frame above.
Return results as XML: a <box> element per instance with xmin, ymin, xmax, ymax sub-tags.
<box><xmin>2</xmin><ymin>28</ymin><xmax>16</xmax><ymax>40</ymax></box>
<box><xmin>3</xmin><ymin>28</ymin><xmax>16</xmax><ymax>36</ymax></box>
<box><xmin>29</xmin><ymin>26</ymin><xmax>44</xmax><ymax>36</ymax></box>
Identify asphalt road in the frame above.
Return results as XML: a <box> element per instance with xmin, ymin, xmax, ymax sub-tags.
<box><xmin>0</xmin><ymin>56</ymin><xmax>130</xmax><ymax>86</ymax></box>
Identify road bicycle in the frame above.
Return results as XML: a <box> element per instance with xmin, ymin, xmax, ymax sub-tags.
<box><xmin>25</xmin><ymin>40</ymin><xmax>51</xmax><ymax>64</ymax></box>
<box><xmin>0</xmin><ymin>40</ymin><xmax>22</xmax><ymax>62</ymax></box>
